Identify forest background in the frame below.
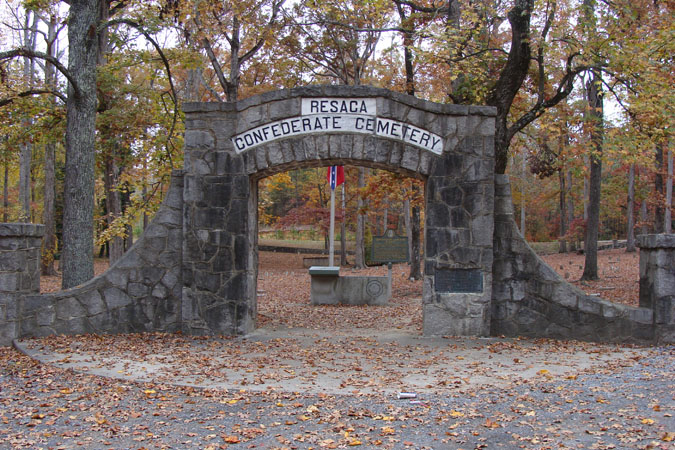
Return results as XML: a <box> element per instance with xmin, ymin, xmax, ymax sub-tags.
<box><xmin>0</xmin><ymin>0</ymin><xmax>672</xmax><ymax>288</ymax></box>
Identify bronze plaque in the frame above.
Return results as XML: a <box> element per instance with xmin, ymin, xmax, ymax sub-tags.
<box><xmin>435</xmin><ymin>269</ymin><xmax>483</xmax><ymax>293</ymax></box>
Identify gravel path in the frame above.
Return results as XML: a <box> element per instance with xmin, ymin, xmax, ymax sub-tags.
<box><xmin>2</xmin><ymin>330</ymin><xmax>673</xmax><ymax>450</ymax></box>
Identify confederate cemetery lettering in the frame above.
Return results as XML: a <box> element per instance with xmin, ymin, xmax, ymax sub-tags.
<box><xmin>232</xmin><ymin>98</ymin><xmax>444</xmax><ymax>155</ymax></box>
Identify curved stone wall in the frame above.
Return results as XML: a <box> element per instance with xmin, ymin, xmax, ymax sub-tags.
<box><xmin>16</xmin><ymin>171</ymin><xmax>184</xmax><ymax>340</ymax></box>
<box><xmin>491</xmin><ymin>174</ymin><xmax>655</xmax><ymax>343</ymax></box>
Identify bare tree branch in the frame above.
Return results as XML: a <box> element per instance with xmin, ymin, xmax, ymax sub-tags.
<box><xmin>0</xmin><ymin>47</ymin><xmax>80</xmax><ymax>97</ymax></box>
<box><xmin>240</xmin><ymin>0</ymin><xmax>286</xmax><ymax>65</ymax></box>
<box><xmin>396</xmin><ymin>0</ymin><xmax>448</xmax><ymax>15</ymax></box>
<box><xmin>507</xmin><ymin>54</ymin><xmax>588</xmax><ymax>143</ymax></box>
<box><xmin>0</xmin><ymin>88</ymin><xmax>66</xmax><ymax>107</ymax></box>
<box><xmin>101</xmin><ymin>18</ymin><xmax>180</xmax><ymax>167</ymax></box>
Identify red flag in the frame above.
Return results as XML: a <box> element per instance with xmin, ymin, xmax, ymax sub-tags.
<box><xmin>327</xmin><ymin>166</ymin><xmax>345</xmax><ymax>190</ymax></box>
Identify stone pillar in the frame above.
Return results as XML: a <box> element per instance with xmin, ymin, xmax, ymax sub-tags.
<box><xmin>423</xmin><ymin>133</ymin><xmax>495</xmax><ymax>337</ymax></box>
<box><xmin>637</xmin><ymin>234</ymin><xmax>675</xmax><ymax>343</ymax></box>
<box><xmin>0</xmin><ymin>223</ymin><xmax>44</xmax><ymax>345</ymax></box>
<box><xmin>181</xmin><ymin>107</ymin><xmax>255</xmax><ymax>336</ymax></box>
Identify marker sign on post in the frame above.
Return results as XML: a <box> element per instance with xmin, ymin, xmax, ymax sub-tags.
<box><xmin>371</xmin><ymin>229</ymin><xmax>409</xmax><ymax>264</ymax></box>
<box><xmin>231</xmin><ymin>98</ymin><xmax>444</xmax><ymax>156</ymax></box>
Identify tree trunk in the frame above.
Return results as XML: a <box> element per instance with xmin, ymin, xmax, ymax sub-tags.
<box><xmin>409</xmin><ymin>208</ymin><xmax>422</xmax><ymax>280</ymax></box>
<box><xmin>487</xmin><ymin>0</ymin><xmax>534</xmax><ymax>174</ymax></box>
<box><xmin>19</xmin><ymin>144</ymin><xmax>31</xmax><ymax>221</ymax></box>
<box><xmin>42</xmin><ymin>140</ymin><xmax>57</xmax><ymax>275</ymax></box>
<box><xmin>640</xmin><ymin>199</ymin><xmax>648</xmax><ymax>235</ymax></box>
<box><xmin>185</xmin><ymin>68</ymin><xmax>202</xmax><ymax>101</ymax></box>
<box><xmin>340</xmin><ymin>183</ymin><xmax>347</xmax><ymax>266</ymax></box>
<box><xmin>142</xmin><ymin>156</ymin><xmax>149</xmax><ymax>229</ymax></box>
<box><xmin>666</xmin><ymin>148</ymin><xmax>672</xmax><ymax>233</ymax></box>
<box><xmin>2</xmin><ymin>156</ymin><xmax>8</xmax><ymax>222</ymax></box>
<box><xmin>626</xmin><ymin>163</ymin><xmax>636</xmax><ymax>252</ymax></box>
<box><xmin>566</xmin><ymin>170</ymin><xmax>575</xmax><ymax>251</ymax></box>
<box><xmin>394</xmin><ymin>12</ymin><xmax>423</xmax><ymax>279</ymax></box>
<box><xmin>654</xmin><ymin>143</ymin><xmax>664</xmax><ymax>233</ymax></box>
<box><xmin>104</xmin><ymin>154</ymin><xmax>124</xmax><ymax>263</ymax></box>
<box><xmin>404</xmin><ymin>196</ymin><xmax>412</xmax><ymax>261</ymax></box>
<box><xmin>61</xmin><ymin>0</ymin><xmax>101</xmax><ymax>289</ymax></box>
<box><xmin>520</xmin><ymin>153</ymin><xmax>526</xmax><ymax>235</ymax></box>
<box><xmin>409</xmin><ymin>183</ymin><xmax>422</xmax><ymax>280</ymax></box>
<box><xmin>41</xmin><ymin>14</ymin><xmax>58</xmax><ymax>276</ymax></box>
<box><xmin>355</xmin><ymin>167</ymin><xmax>366</xmax><ymax>269</ymax></box>
<box><xmin>382</xmin><ymin>207</ymin><xmax>388</xmax><ymax>233</ymax></box>
<box><xmin>19</xmin><ymin>11</ymin><xmax>38</xmax><ymax>222</ymax></box>
<box><xmin>559</xmin><ymin>169</ymin><xmax>567</xmax><ymax>252</ymax></box>
<box><xmin>98</xmin><ymin>1</ymin><xmax>124</xmax><ymax>264</ymax></box>
<box><xmin>581</xmin><ymin>71</ymin><xmax>603</xmax><ymax>281</ymax></box>
<box><xmin>227</xmin><ymin>16</ymin><xmax>241</xmax><ymax>102</ymax></box>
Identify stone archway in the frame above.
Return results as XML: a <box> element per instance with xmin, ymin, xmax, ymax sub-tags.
<box><xmin>180</xmin><ymin>86</ymin><xmax>496</xmax><ymax>337</ymax></box>
<box><xmin>3</xmin><ymin>86</ymin><xmax>666</xmax><ymax>345</ymax></box>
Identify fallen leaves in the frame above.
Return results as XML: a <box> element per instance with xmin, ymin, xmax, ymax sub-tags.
<box><xmin>4</xmin><ymin>250</ymin><xmax>669</xmax><ymax>450</ymax></box>
<box><xmin>222</xmin><ymin>435</ymin><xmax>240</xmax><ymax>443</ymax></box>
<box><xmin>541</xmin><ymin>248</ymin><xmax>639</xmax><ymax>307</ymax></box>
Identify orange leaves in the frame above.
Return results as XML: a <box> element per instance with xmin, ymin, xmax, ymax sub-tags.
<box><xmin>379</xmin><ymin>425</ymin><xmax>396</xmax><ymax>435</ymax></box>
<box><xmin>483</xmin><ymin>417</ymin><xmax>501</xmax><ymax>429</ymax></box>
<box><xmin>222</xmin><ymin>435</ymin><xmax>240</xmax><ymax>444</ymax></box>
<box><xmin>661</xmin><ymin>432</ymin><xmax>675</xmax><ymax>442</ymax></box>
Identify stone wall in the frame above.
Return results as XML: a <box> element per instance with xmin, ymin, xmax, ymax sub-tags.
<box><xmin>638</xmin><ymin>234</ymin><xmax>675</xmax><ymax>344</ymax></box>
<box><xmin>13</xmin><ymin>171</ymin><xmax>184</xmax><ymax>343</ymax></box>
<box><xmin>491</xmin><ymin>174</ymin><xmax>656</xmax><ymax>343</ymax></box>
<box><xmin>0</xmin><ymin>224</ymin><xmax>43</xmax><ymax>345</ymax></box>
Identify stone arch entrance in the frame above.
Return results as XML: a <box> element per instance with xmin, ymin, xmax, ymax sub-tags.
<box><xmin>181</xmin><ymin>86</ymin><xmax>496</xmax><ymax>337</ymax></box>
<box><xmin>4</xmin><ymin>85</ymin><xmax>665</xmax><ymax>345</ymax></box>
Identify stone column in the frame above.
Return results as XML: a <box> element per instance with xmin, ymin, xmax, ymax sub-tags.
<box><xmin>423</xmin><ymin>132</ymin><xmax>495</xmax><ymax>337</ymax></box>
<box><xmin>0</xmin><ymin>223</ymin><xmax>44</xmax><ymax>345</ymax></box>
<box><xmin>637</xmin><ymin>234</ymin><xmax>675</xmax><ymax>343</ymax></box>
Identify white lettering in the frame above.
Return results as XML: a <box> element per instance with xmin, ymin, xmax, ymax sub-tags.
<box><xmin>302</xmin><ymin>98</ymin><xmax>376</xmax><ymax>116</ymax></box>
<box><xmin>231</xmin><ymin>112</ymin><xmax>443</xmax><ymax>155</ymax></box>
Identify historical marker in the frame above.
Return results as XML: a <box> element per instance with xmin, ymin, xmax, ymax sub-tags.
<box><xmin>371</xmin><ymin>230</ymin><xmax>409</xmax><ymax>263</ymax></box>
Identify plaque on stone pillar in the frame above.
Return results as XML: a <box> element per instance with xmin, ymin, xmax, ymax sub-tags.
<box><xmin>435</xmin><ymin>269</ymin><xmax>483</xmax><ymax>293</ymax></box>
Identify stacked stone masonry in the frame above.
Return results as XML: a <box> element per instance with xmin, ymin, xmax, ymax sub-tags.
<box><xmin>0</xmin><ymin>224</ymin><xmax>43</xmax><ymax>345</ymax></box>
<box><xmin>638</xmin><ymin>234</ymin><xmax>675</xmax><ymax>344</ymax></box>
<box><xmin>0</xmin><ymin>86</ymin><xmax>671</xmax><ymax>345</ymax></box>
<box><xmin>491</xmin><ymin>175</ymin><xmax>658</xmax><ymax>343</ymax></box>
<box><xmin>0</xmin><ymin>172</ymin><xmax>184</xmax><ymax>346</ymax></box>
<box><xmin>181</xmin><ymin>86</ymin><xmax>496</xmax><ymax>337</ymax></box>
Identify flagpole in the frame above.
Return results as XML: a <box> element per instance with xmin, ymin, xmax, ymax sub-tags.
<box><xmin>329</xmin><ymin>182</ymin><xmax>336</xmax><ymax>267</ymax></box>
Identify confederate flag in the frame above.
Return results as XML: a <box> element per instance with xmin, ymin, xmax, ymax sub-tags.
<box><xmin>327</xmin><ymin>166</ymin><xmax>345</xmax><ymax>190</ymax></box>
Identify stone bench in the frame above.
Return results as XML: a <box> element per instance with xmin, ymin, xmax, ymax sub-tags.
<box><xmin>308</xmin><ymin>266</ymin><xmax>390</xmax><ymax>306</ymax></box>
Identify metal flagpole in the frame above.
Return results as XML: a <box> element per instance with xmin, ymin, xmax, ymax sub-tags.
<box><xmin>329</xmin><ymin>168</ymin><xmax>336</xmax><ymax>266</ymax></box>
